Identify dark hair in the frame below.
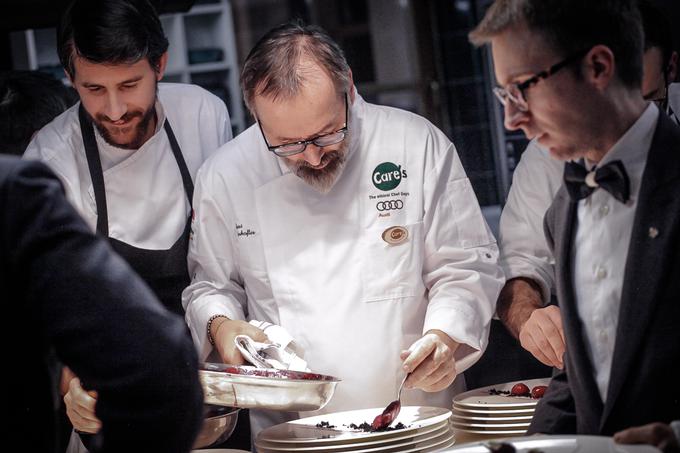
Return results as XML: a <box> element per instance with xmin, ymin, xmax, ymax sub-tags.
<box><xmin>469</xmin><ymin>0</ymin><xmax>644</xmax><ymax>89</ymax></box>
<box><xmin>0</xmin><ymin>71</ymin><xmax>77</xmax><ymax>156</ymax></box>
<box><xmin>639</xmin><ymin>0</ymin><xmax>675</xmax><ymax>70</ymax></box>
<box><xmin>240</xmin><ymin>20</ymin><xmax>351</xmax><ymax>114</ymax></box>
<box><xmin>58</xmin><ymin>0</ymin><xmax>169</xmax><ymax>79</ymax></box>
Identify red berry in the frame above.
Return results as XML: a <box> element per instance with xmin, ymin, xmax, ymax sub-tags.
<box><xmin>510</xmin><ymin>383</ymin><xmax>530</xmax><ymax>396</ymax></box>
<box><xmin>531</xmin><ymin>385</ymin><xmax>547</xmax><ymax>399</ymax></box>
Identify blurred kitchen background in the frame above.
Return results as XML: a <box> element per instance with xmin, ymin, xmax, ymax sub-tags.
<box><xmin>2</xmin><ymin>0</ymin><xmax>679</xmax><ymax>234</ymax></box>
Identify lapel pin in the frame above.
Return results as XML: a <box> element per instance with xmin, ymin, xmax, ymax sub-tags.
<box><xmin>382</xmin><ymin>226</ymin><xmax>408</xmax><ymax>245</ymax></box>
<box><xmin>648</xmin><ymin>227</ymin><xmax>659</xmax><ymax>239</ymax></box>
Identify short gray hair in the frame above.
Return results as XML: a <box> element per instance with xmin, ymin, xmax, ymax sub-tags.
<box><xmin>240</xmin><ymin>21</ymin><xmax>351</xmax><ymax>114</ymax></box>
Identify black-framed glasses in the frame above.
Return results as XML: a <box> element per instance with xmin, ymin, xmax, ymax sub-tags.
<box><xmin>258</xmin><ymin>92</ymin><xmax>348</xmax><ymax>157</ymax></box>
<box><xmin>493</xmin><ymin>49</ymin><xmax>590</xmax><ymax>112</ymax></box>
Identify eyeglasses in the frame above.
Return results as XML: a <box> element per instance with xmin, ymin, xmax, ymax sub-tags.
<box><xmin>258</xmin><ymin>92</ymin><xmax>348</xmax><ymax>157</ymax></box>
<box><xmin>493</xmin><ymin>49</ymin><xmax>590</xmax><ymax>112</ymax></box>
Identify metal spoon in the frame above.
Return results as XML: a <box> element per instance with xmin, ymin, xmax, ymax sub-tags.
<box><xmin>371</xmin><ymin>374</ymin><xmax>408</xmax><ymax>430</ymax></box>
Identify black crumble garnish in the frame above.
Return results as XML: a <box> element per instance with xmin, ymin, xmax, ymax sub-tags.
<box><xmin>345</xmin><ymin>421</ymin><xmax>408</xmax><ymax>432</ymax></box>
<box><xmin>315</xmin><ymin>421</ymin><xmax>336</xmax><ymax>429</ymax></box>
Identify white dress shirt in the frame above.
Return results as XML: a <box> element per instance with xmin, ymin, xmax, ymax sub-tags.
<box><xmin>499</xmin><ymin>139</ymin><xmax>564</xmax><ymax>302</ymax></box>
<box><xmin>572</xmin><ymin>103</ymin><xmax>659</xmax><ymax>402</ymax></box>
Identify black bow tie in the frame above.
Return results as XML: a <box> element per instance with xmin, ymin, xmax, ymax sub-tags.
<box><xmin>564</xmin><ymin>160</ymin><xmax>630</xmax><ymax>203</ymax></box>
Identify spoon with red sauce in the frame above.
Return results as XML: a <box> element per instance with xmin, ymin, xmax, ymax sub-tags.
<box><xmin>371</xmin><ymin>374</ymin><xmax>408</xmax><ymax>430</ymax></box>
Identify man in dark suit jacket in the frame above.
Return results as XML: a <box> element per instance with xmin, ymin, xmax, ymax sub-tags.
<box><xmin>470</xmin><ymin>0</ymin><xmax>679</xmax><ymax>451</ymax></box>
<box><xmin>0</xmin><ymin>155</ymin><xmax>204</xmax><ymax>452</ymax></box>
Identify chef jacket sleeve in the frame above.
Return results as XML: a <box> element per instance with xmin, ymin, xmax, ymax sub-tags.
<box><xmin>183</xmin><ymin>162</ymin><xmax>248</xmax><ymax>360</ymax></box>
<box><xmin>420</xmin><ymin>131</ymin><xmax>505</xmax><ymax>375</ymax></box>
<box><xmin>3</xmin><ymin>157</ymin><xmax>203</xmax><ymax>452</ymax></box>
<box><xmin>498</xmin><ymin>140</ymin><xmax>563</xmax><ymax>303</ymax></box>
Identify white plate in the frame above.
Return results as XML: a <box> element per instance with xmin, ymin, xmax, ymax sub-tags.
<box><xmin>257</xmin><ymin>423</ymin><xmax>451</xmax><ymax>450</ymax></box>
<box><xmin>257</xmin><ymin>406</ymin><xmax>452</xmax><ymax>445</ymax></box>
<box><xmin>451</xmin><ymin>413</ymin><xmax>533</xmax><ymax>423</ymax></box>
<box><xmin>451</xmin><ymin>419</ymin><xmax>531</xmax><ymax>429</ymax></box>
<box><xmin>257</xmin><ymin>427</ymin><xmax>455</xmax><ymax>453</ymax></box>
<box><xmin>452</xmin><ymin>405</ymin><xmax>535</xmax><ymax>416</ymax></box>
<box><xmin>453</xmin><ymin>378</ymin><xmax>550</xmax><ymax>409</ymax></box>
<box><xmin>258</xmin><ymin>430</ymin><xmax>456</xmax><ymax>453</ymax></box>
<box><xmin>452</xmin><ymin>426</ymin><xmax>527</xmax><ymax>435</ymax></box>
<box><xmin>442</xmin><ymin>434</ymin><xmax>662</xmax><ymax>453</ymax></box>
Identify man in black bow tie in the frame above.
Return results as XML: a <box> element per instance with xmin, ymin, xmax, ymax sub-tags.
<box><xmin>470</xmin><ymin>0</ymin><xmax>680</xmax><ymax>450</ymax></box>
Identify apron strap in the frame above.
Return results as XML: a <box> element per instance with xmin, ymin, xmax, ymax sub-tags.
<box><xmin>164</xmin><ymin>120</ymin><xmax>194</xmax><ymax>206</ymax></box>
<box><xmin>78</xmin><ymin>105</ymin><xmax>109</xmax><ymax>236</ymax></box>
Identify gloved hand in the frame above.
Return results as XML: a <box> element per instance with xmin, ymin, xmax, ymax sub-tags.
<box><xmin>401</xmin><ymin>329</ymin><xmax>460</xmax><ymax>392</ymax></box>
<box><xmin>212</xmin><ymin>317</ymin><xmax>267</xmax><ymax>365</ymax></box>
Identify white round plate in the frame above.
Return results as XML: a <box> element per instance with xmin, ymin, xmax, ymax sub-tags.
<box><xmin>451</xmin><ymin>413</ymin><xmax>533</xmax><ymax>423</ymax></box>
<box><xmin>451</xmin><ymin>420</ymin><xmax>530</xmax><ymax>430</ymax></box>
<box><xmin>257</xmin><ymin>427</ymin><xmax>455</xmax><ymax>453</ymax></box>
<box><xmin>451</xmin><ymin>426</ymin><xmax>527</xmax><ymax>435</ymax></box>
<box><xmin>442</xmin><ymin>434</ymin><xmax>662</xmax><ymax>452</ymax></box>
<box><xmin>256</xmin><ymin>423</ymin><xmax>451</xmax><ymax>451</ymax></box>
<box><xmin>257</xmin><ymin>406</ymin><xmax>452</xmax><ymax>445</ymax></box>
<box><xmin>452</xmin><ymin>405</ymin><xmax>535</xmax><ymax>416</ymax></box>
<box><xmin>452</xmin><ymin>378</ymin><xmax>550</xmax><ymax>409</ymax></box>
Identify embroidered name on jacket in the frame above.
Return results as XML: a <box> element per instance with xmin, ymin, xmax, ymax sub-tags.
<box><xmin>236</xmin><ymin>223</ymin><xmax>257</xmax><ymax>238</ymax></box>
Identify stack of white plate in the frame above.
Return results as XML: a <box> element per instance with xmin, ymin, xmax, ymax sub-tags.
<box><xmin>255</xmin><ymin>406</ymin><xmax>455</xmax><ymax>453</ymax></box>
<box><xmin>451</xmin><ymin>378</ymin><xmax>550</xmax><ymax>443</ymax></box>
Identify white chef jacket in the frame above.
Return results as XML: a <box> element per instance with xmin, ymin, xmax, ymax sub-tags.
<box><xmin>24</xmin><ymin>83</ymin><xmax>232</xmax><ymax>249</ymax></box>
<box><xmin>573</xmin><ymin>103</ymin><xmax>657</xmax><ymax>401</ymax></box>
<box><xmin>499</xmin><ymin>139</ymin><xmax>563</xmax><ymax>302</ymax></box>
<box><xmin>183</xmin><ymin>93</ymin><xmax>505</xmax><ymax>434</ymax></box>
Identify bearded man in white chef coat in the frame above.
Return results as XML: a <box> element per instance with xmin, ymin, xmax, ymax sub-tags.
<box><xmin>23</xmin><ymin>0</ymin><xmax>234</xmax><ymax>450</ymax></box>
<box><xmin>183</xmin><ymin>21</ymin><xmax>505</xmax><ymax>435</ymax></box>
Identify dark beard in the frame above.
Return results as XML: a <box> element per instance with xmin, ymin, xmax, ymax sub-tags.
<box><xmin>91</xmin><ymin>104</ymin><xmax>156</xmax><ymax>150</ymax></box>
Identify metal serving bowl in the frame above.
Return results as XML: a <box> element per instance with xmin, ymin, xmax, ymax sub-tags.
<box><xmin>193</xmin><ymin>405</ymin><xmax>240</xmax><ymax>449</ymax></box>
<box><xmin>199</xmin><ymin>363</ymin><xmax>340</xmax><ymax>411</ymax></box>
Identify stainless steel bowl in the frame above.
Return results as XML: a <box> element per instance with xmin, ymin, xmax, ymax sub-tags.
<box><xmin>199</xmin><ymin>363</ymin><xmax>340</xmax><ymax>411</ymax></box>
<box><xmin>193</xmin><ymin>405</ymin><xmax>240</xmax><ymax>449</ymax></box>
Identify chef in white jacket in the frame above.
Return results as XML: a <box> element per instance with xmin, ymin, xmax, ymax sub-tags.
<box><xmin>23</xmin><ymin>0</ymin><xmax>231</xmax><ymax>449</ymax></box>
<box><xmin>183</xmin><ymin>21</ymin><xmax>504</xmax><ymax>435</ymax></box>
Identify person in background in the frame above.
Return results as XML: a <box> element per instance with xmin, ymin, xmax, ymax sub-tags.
<box><xmin>470</xmin><ymin>0</ymin><xmax>680</xmax><ymax>450</ymax></box>
<box><xmin>640</xmin><ymin>0</ymin><xmax>678</xmax><ymax>123</ymax></box>
<box><xmin>1</xmin><ymin>156</ymin><xmax>203</xmax><ymax>453</ymax></box>
<box><xmin>183</xmin><ymin>20</ymin><xmax>504</xmax><ymax>436</ymax></box>
<box><xmin>484</xmin><ymin>0</ymin><xmax>680</xmax><ymax>375</ymax></box>
<box><xmin>0</xmin><ymin>70</ymin><xmax>76</xmax><ymax>156</ymax></box>
<box><xmin>23</xmin><ymin>0</ymin><xmax>234</xmax><ymax>449</ymax></box>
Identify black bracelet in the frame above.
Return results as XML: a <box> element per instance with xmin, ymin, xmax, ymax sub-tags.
<box><xmin>207</xmin><ymin>314</ymin><xmax>228</xmax><ymax>346</ymax></box>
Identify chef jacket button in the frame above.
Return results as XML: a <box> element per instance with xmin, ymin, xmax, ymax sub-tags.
<box><xmin>382</xmin><ymin>226</ymin><xmax>408</xmax><ymax>245</ymax></box>
<box><xmin>596</xmin><ymin>266</ymin><xmax>607</xmax><ymax>279</ymax></box>
<box><xmin>600</xmin><ymin>205</ymin><xmax>609</xmax><ymax>216</ymax></box>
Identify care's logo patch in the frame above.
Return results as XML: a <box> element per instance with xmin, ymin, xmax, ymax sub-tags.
<box><xmin>372</xmin><ymin>162</ymin><xmax>407</xmax><ymax>191</ymax></box>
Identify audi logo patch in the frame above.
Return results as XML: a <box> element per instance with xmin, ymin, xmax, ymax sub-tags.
<box><xmin>376</xmin><ymin>200</ymin><xmax>404</xmax><ymax>211</ymax></box>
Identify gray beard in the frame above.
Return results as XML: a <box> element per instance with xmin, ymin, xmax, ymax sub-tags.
<box><xmin>284</xmin><ymin>141</ymin><xmax>349</xmax><ymax>194</ymax></box>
